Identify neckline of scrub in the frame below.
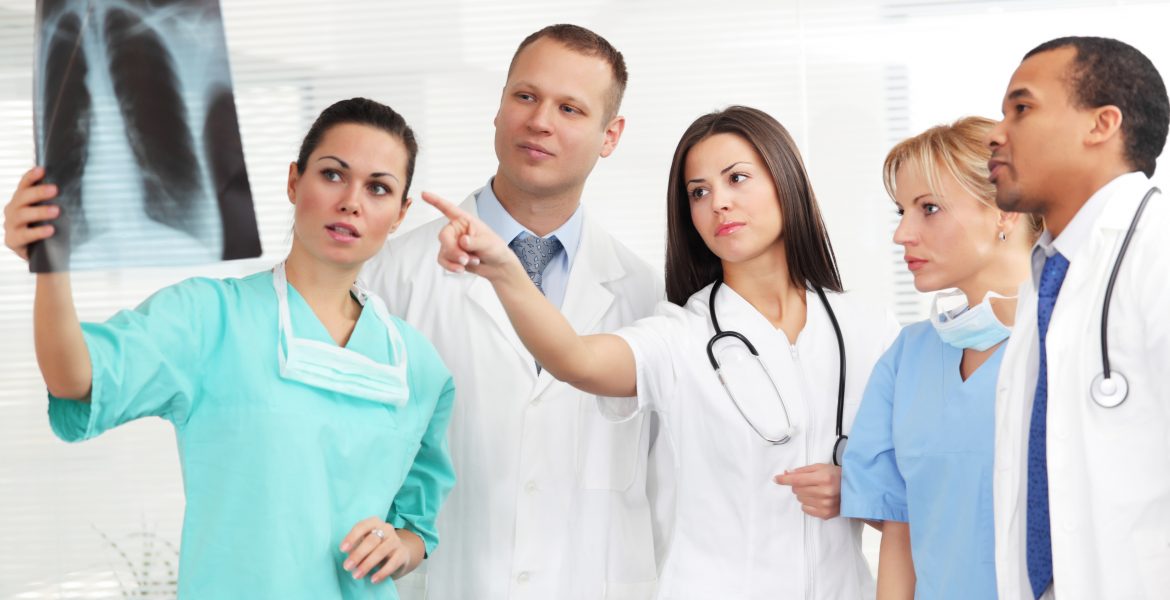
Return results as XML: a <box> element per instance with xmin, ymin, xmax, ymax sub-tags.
<box><xmin>942</xmin><ymin>338</ymin><xmax>1006</xmax><ymax>387</ymax></box>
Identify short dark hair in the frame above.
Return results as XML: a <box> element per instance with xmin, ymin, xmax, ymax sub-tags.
<box><xmin>664</xmin><ymin>106</ymin><xmax>842</xmax><ymax>305</ymax></box>
<box><xmin>1025</xmin><ymin>36</ymin><xmax>1169</xmax><ymax>176</ymax></box>
<box><xmin>507</xmin><ymin>24</ymin><xmax>628</xmax><ymax>121</ymax></box>
<box><xmin>295</xmin><ymin>97</ymin><xmax>419</xmax><ymax>199</ymax></box>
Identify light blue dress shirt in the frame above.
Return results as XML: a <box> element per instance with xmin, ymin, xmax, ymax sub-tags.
<box><xmin>475</xmin><ymin>179</ymin><xmax>582</xmax><ymax>309</ymax></box>
<box><xmin>841</xmin><ymin>320</ymin><xmax>1002</xmax><ymax>599</ymax></box>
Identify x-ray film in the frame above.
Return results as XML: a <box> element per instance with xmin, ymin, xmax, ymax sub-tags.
<box><xmin>32</xmin><ymin>0</ymin><xmax>261</xmax><ymax>272</ymax></box>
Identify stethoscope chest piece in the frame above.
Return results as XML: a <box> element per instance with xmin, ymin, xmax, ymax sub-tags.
<box><xmin>1090</xmin><ymin>371</ymin><xmax>1128</xmax><ymax>408</ymax></box>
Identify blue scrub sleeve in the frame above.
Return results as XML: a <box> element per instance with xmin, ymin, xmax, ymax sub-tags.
<box><xmin>840</xmin><ymin>331</ymin><xmax>909</xmax><ymax>522</ymax></box>
<box><xmin>387</xmin><ymin>374</ymin><xmax>456</xmax><ymax>557</ymax></box>
<box><xmin>47</xmin><ymin>278</ymin><xmax>216</xmax><ymax>442</ymax></box>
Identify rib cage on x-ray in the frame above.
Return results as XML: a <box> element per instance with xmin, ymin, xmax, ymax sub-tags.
<box><xmin>33</xmin><ymin>0</ymin><xmax>261</xmax><ymax>272</ymax></box>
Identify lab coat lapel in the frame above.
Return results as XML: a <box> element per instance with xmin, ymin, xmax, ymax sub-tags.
<box><xmin>532</xmin><ymin>214</ymin><xmax>620</xmax><ymax>397</ymax></box>
<box><xmin>456</xmin><ymin>192</ymin><xmax>537</xmax><ymax>375</ymax></box>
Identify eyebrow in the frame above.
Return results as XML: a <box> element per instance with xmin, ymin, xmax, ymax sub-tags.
<box><xmin>686</xmin><ymin>161</ymin><xmax>752</xmax><ymax>185</ymax></box>
<box><xmin>510</xmin><ymin>80</ymin><xmax>591</xmax><ymax>109</ymax></box>
<box><xmin>317</xmin><ymin>155</ymin><xmax>401</xmax><ymax>183</ymax></box>
<box><xmin>1006</xmin><ymin>88</ymin><xmax>1035</xmax><ymax>101</ymax></box>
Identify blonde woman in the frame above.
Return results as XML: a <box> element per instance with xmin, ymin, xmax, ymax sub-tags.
<box><xmin>840</xmin><ymin>117</ymin><xmax>1040</xmax><ymax>599</ymax></box>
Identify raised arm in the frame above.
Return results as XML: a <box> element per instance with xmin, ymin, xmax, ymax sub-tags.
<box><xmin>423</xmin><ymin>192</ymin><xmax>636</xmax><ymax>398</ymax></box>
<box><xmin>4</xmin><ymin>167</ymin><xmax>92</xmax><ymax>399</ymax></box>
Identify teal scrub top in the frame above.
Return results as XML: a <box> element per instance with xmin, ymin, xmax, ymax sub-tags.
<box><xmin>47</xmin><ymin>271</ymin><xmax>456</xmax><ymax>599</ymax></box>
<box><xmin>840</xmin><ymin>321</ymin><xmax>1000</xmax><ymax>599</ymax></box>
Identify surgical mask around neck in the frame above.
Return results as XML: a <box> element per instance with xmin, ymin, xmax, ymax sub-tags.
<box><xmin>273</xmin><ymin>262</ymin><xmax>410</xmax><ymax>406</ymax></box>
<box><xmin>930</xmin><ymin>288</ymin><xmax>1014</xmax><ymax>351</ymax></box>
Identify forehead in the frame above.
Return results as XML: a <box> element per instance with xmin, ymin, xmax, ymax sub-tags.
<box><xmin>1004</xmin><ymin>46</ymin><xmax>1077</xmax><ymax>105</ymax></box>
<box><xmin>686</xmin><ymin>133</ymin><xmax>761</xmax><ymax>170</ymax></box>
<box><xmin>506</xmin><ymin>38</ymin><xmax>614</xmax><ymax>106</ymax></box>
<box><xmin>314</xmin><ymin>123</ymin><xmax>408</xmax><ymax>175</ymax></box>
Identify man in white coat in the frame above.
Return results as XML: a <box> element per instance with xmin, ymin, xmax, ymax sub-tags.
<box><xmin>988</xmin><ymin>36</ymin><xmax>1170</xmax><ymax>600</ymax></box>
<box><xmin>361</xmin><ymin>25</ymin><xmax>665</xmax><ymax>600</ymax></box>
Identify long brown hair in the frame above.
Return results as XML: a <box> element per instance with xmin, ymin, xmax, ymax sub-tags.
<box><xmin>664</xmin><ymin>106</ymin><xmax>842</xmax><ymax>305</ymax></box>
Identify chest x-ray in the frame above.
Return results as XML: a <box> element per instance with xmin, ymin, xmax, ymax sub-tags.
<box><xmin>32</xmin><ymin>0</ymin><xmax>261</xmax><ymax>272</ymax></box>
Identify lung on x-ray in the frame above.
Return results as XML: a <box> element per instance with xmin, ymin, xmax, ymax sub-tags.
<box><xmin>32</xmin><ymin>0</ymin><xmax>261</xmax><ymax>272</ymax></box>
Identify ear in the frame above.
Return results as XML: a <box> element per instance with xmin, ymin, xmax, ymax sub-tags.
<box><xmin>1085</xmin><ymin>105</ymin><xmax>1124</xmax><ymax>149</ymax></box>
<box><xmin>287</xmin><ymin>162</ymin><xmax>299</xmax><ymax>205</ymax></box>
<box><xmin>996</xmin><ymin>209</ymin><xmax>1023</xmax><ymax>235</ymax></box>
<box><xmin>389</xmin><ymin>196</ymin><xmax>413</xmax><ymax>234</ymax></box>
<box><xmin>599</xmin><ymin>115</ymin><xmax>626</xmax><ymax>158</ymax></box>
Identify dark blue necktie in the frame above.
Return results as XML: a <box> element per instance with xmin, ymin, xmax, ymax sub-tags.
<box><xmin>1026</xmin><ymin>250</ymin><xmax>1070</xmax><ymax>599</ymax></box>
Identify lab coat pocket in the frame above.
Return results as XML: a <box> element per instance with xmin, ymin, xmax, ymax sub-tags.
<box><xmin>1134</xmin><ymin>527</ymin><xmax>1170</xmax><ymax>598</ymax></box>
<box><xmin>578</xmin><ymin>399</ymin><xmax>646</xmax><ymax>491</ymax></box>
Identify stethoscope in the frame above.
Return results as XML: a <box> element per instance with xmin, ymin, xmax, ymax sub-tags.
<box><xmin>1089</xmin><ymin>186</ymin><xmax>1160</xmax><ymax>408</ymax></box>
<box><xmin>705</xmin><ymin>277</ymin><xmax>849</xmax><ymax>466</ymax></box>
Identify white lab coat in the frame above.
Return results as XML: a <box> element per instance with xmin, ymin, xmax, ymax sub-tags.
<box><xmin>610</xmin><ymin>283</ymin><xmax>899</xmax><ymax>599</ymax></box>
<box><xmin>361</xmin><ymin>189</ymin><xmax>666</xmax><ymax>600</ymax></box>
<box><xmin>994</xmin><ymin>175</ymin><xmax>1170</xmax><ymax>599</ymax></box>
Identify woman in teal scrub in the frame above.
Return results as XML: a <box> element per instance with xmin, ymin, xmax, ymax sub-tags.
<box><xmin>839</xmin><ymin>117</ymin><xmax>1040</xmax><ymax>599</ymax></box>
<box><xmin>3</xmin><ymin>98</ymin><xmax>454</xmax><ymax>599</ymax></box>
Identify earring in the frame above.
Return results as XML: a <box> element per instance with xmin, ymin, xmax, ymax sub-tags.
<box><xmin>998</xmin><ymin>231</ymin><xmax>1007</xmax><ymax>241</ymax></box>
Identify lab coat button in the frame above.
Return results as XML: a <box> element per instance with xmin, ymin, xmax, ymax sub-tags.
<box><xmin>525</xmin><ymin>480</ymin><xmax>538</xmax><ymax>493</ymax></box>
<box><xmin>517</xmin><ymin>571</ymin><xmax>530</xmax><ymax>583</ymax></box>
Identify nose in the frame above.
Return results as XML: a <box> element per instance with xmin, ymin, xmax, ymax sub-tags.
<box><xmin>525</xmin><ymin>101</ymin><xmax>554</xmax><ymax>134</ymax></box>
<box><xmin>710</xmin><ymin>188</ymin><xmax>732</xmax><ymax>212</ymax></box>
<box><xmin>988</xmin><ymin>119</ymin><xmax>1006</xmax><ymax>151</ymax></box>
<box><xmin>338</xmin><ymin>185</ymin><xmax>361</xmax><ymax>216</ymax></box>
<box><xmin>892</xmin><ymin>213</ymin><xmax>915</xmax><ymax>246</ymax></box>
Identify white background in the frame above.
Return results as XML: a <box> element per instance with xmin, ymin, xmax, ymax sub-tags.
<box><xmin>1</xmin><ymin>0</ymin><xmax>1167</xmax><ymax>597</ymax></box>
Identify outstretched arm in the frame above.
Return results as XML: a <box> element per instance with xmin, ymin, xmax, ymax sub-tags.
<box><xmin>423</xmin><ymin>192</ymin><xmax>636</xmax><ymax>398</ymax></box>
<box><xmin>4</xmin><ymin>167</ymin><xmax>91</xmax><ymax>399</ymax></box>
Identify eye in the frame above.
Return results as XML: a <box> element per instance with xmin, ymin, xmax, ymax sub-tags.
<box><xmin>895</xmin><ymin>206</ymin><xmax>905</xmax><ymax>217</ymax></box>
<box><xmin>321</xmin><ymin>168</ymin><xmax>342</xmax><ymax>182</ymax></box>
<box><xmin>517</xmin><ymin>92</ymin><xmax>536</xmax><ymax>103</ymax></box>
<box><xmin>560</xmin><ymin>104</ymin><xmax>581</xmax><ymax>115</ymax></box>
<box><xmin>689</xmin><ymin>187</ymin><xmax>708</xmax><ymax>201</ymax></box>
<box><xmin>923</xmin><ymin>203</ymin><xmax>941</xmax><ymax>216</ymax></box>
<box><xmin>729</xmin><ymin>172</ymin><xmax>749</xmax><ymax>184</ymax></box>
<box><xmin>369</xmin><ymin>182</ymin><xmax>391</xmax><ymax>196</ymax></box>
<box><xmin>1014</xmin><ymin>103</ymin><xmax>1029</xmax><ymax>115</ymax></box>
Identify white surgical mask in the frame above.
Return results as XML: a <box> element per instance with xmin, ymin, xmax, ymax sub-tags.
<box><xmin>929</xmin><ymin>288</ymin><xmax>1014</xmax><ymax>351</ymax></box>
<box><xmin>273</xmin><ymin>262</ymin><xmax>410</xmax><ymax>406</ymax></box>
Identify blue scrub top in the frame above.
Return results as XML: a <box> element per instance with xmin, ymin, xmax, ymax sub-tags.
<box><xmin>841</xmin><ymin>321</ymin><xmax>1001</xmax><ymax>599</ymax></box>
<box><xmin>47</xmin><ymin>271</ymin><xmax>456</xmax><ymax>599</ymax></box>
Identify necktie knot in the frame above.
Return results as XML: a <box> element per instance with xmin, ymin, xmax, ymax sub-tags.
<box><xmin>1038</xmin><ymin>252</ymin><xmax>1070</xmax><ymax>299</ymax></box>
<box><xmin>509</xmin><ymin>234</ymin><xmax>563</xmax><ymax>293</ymax></box>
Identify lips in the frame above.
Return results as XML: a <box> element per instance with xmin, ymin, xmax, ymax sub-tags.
<box><xmin>988</xmin><ymin>158</ymin><xmax>1008</xmax><ymax>183</ymax></box>
<box><xmin>325</xmin><ymin>222</ymin><xmax>360</xmax><ymax>242</ymax></box>
<box><xmin>716</xmin><ymin>222</ymin><xmax>745</xmax><ymax>236</ymax></box>
<box><xmin>518</xmin><ymin>142</ymin><xmax>554</xmax><ymax>159</ymax></box>
<box><xmin>904</xmin><ymin>255</ymin><xmax>927</xmax><ymax>272</ymax></box>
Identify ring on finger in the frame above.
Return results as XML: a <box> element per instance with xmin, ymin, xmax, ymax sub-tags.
<box><xmin>372</xmin><ymin>528</ymin><xmax>385</xmax><ymax>540</ymax></box>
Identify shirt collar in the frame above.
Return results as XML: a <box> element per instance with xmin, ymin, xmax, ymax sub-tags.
<box><xmin>1030</xmin><ymin>171</ymin><xmax>1150</xmax><ymax>286</ymax></box>
<box><xmin>475</xmin><ymin>177</ymin><xmax>584</xmax><ymax>264</ymax></box>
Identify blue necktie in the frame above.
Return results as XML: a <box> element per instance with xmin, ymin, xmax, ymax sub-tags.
<box><xmin>509</xmin><ymin>233</ymin><xmax>562</xmax><ymax>374</ymax></box>
<box><xmin>1026</xmin><ymin>251</ymin><xmax>1070</xmax><ymax>599</ymax></box>
<box><xmin>509</xmin><ymin>233</ymin><xmax>563</xmax><ymax>295</ymax></box>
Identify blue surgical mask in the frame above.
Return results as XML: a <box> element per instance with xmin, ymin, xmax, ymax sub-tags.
<box><xmin>273</xmin><ymin>262</ymin><xmax>410</xmax><ymax>406</ymax></box>
<box><xmin>929</xmin><ymin>289</ymin><xmax>1014</xmax><ymax>351</ymax></box>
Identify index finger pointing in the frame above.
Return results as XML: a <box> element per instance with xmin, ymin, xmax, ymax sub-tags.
<box><xmin>421</xmin><ymin>191</ymin><xmax>469</xmax><ymax>223</ymax></box>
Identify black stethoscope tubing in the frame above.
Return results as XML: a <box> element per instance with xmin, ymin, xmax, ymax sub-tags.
<box><xmin>1091</xmin><ymin>186</ymin><xmax>1159</xmax><ymax>407</ymax></box>
<box><xmin>706</xmin><ymin>277</ymin><xmax>849</xmax><ymax>465</ymax></box>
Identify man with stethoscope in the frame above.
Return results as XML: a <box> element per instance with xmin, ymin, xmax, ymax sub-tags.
<box><xmin>988</xmin><ymin>36</ymin><xmax>1170</xmax><ymax>600</ymax></box>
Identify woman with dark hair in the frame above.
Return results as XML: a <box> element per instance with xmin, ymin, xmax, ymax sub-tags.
<box><xmin>423</xmin><ymin>105</ymin><xmax>899</xmax><ymax>598</ymax></box>
<box><xmin>3</xmin><ymin>98</ymin><xmax>454</xmax><ymax>599</ymax></box>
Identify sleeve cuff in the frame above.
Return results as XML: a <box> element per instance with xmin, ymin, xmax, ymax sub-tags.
<box><xmin>839</xmin><ymin>499</ymin><xmax>908</xmax><ymax>523</ymax></box>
